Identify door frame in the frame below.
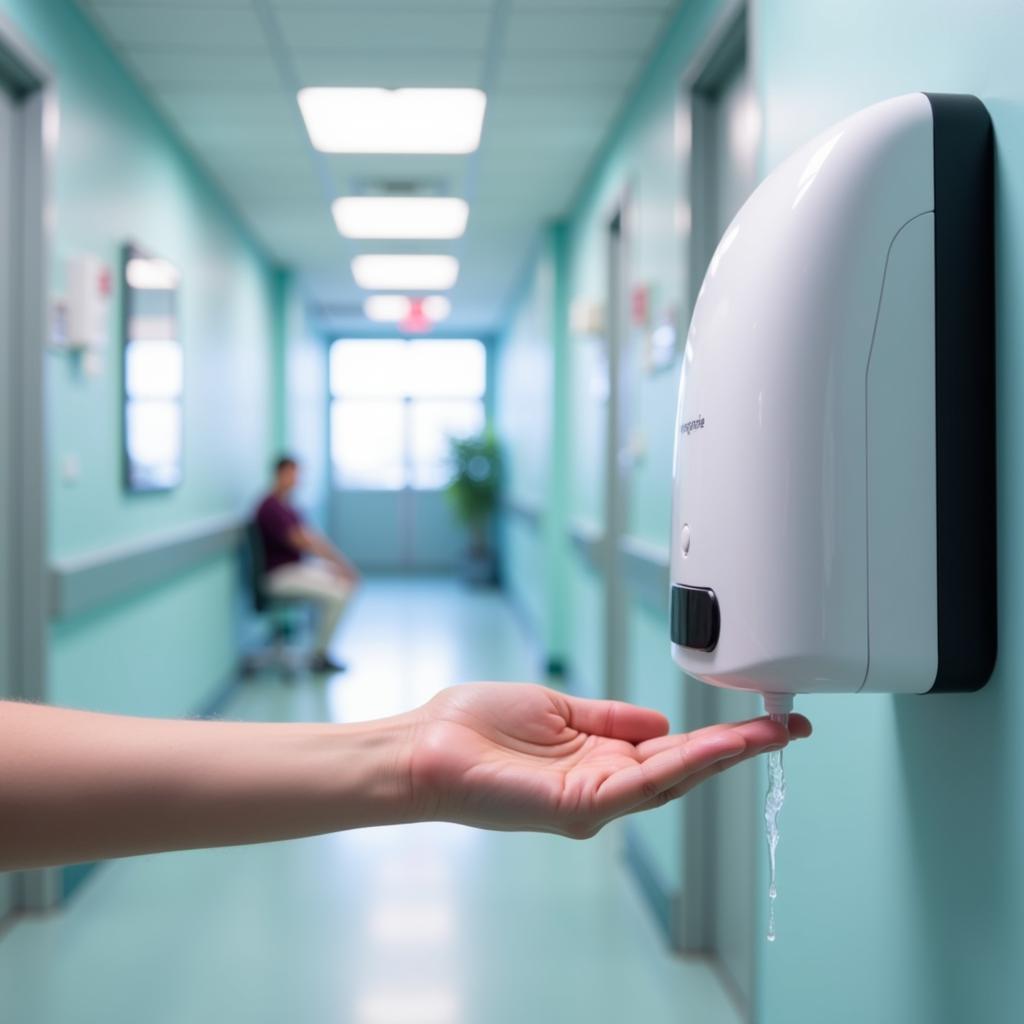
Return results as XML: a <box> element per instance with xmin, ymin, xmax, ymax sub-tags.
<box><xmin>0</xmin><ymin>11</ymin><xmax>56</xmax><ymax>913</ymax></box>
<box><xmin>682</xmin><ymin>0</ymin><xmax>750</xmax><ymax>313</ymax></box>
<box><xmin>601</xmin><ymin>194</ymin><xmax>634</xmax><ymax>703</ymax></box>
<box><xmin>674</xmin><ymin>0</ymin><xmax>757</xmax><ymax>971</ymax></box>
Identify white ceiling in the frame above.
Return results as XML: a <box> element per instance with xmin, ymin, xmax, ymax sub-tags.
<box><xmin>75</xmin><ymin>0</ymin><xmax>681</xmax><ymax>336</ymax></box>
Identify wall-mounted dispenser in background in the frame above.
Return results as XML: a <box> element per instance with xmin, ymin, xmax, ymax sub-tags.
<box><xmin>63</xmin><ymin>253</ymin><xmax>112</xmax><ymax>350</ymax></box>
<box><xmin>50</xmin><ymin>254</ymin><xmax>113</xmax><ymax>377</ymax></box>
<box><xmin>669</xmin><ymin>93</ymin><xmax>995</xmax><ymax>714</ymax></box>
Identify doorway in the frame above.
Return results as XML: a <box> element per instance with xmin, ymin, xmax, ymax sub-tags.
<box><xmin>0</xmin><ymin>75</ymin><xmax>15</xmax><ymax>928</ymax></box>
<box><xmin>679</xmin><ymin>5</ymin><xmax>762</xmax><ymax>1016</ymax></box>
<box><xmin>0</xmin><ymin>23</ymin><xmax>53</xmax><ymax>920</ymax></box>
<box><xmin>601</xmin><ymin>201</ymin><xmax>636</xmax><ymax>703</ymax></box>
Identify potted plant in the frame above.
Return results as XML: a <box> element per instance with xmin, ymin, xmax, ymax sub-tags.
<box><xmin>446</xmin><ymin>430</ymin><xmax>501</xmax><ymax>584</ymax></box>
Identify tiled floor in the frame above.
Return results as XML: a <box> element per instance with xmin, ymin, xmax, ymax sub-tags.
<box><xmin>0</xmin><ymin>578</ymin><xmax>741</xmax><ymax>1024</ymax></box>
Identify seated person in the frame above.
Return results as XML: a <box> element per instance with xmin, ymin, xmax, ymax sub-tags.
<box><xmin>255</xmin><ymin>455</ymin><xmax>360</xmax><ymax>673</ymax></box>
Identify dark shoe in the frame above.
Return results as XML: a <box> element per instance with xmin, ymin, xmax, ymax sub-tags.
<box><xmin>310</xmin><ymin>653</ymin><xmax>347</xmax><ymax>674</ymax></box>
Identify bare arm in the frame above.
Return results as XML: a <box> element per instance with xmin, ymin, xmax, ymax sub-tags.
<box><xmin>0</xmin><ymin>701</ymin><xmax>413</xmax><ymax>870</ymax></box>
<box><xmin>0</xmin><ymin>686</ymin><xmax>810</xmax><ymax>870</ymax></box>
<box><xmin>286</xmin><ymin>525</ymin><xmax>360</xmax><ymax>580</ymax></box>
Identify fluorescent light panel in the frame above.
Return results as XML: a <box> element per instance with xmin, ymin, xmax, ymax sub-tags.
<box><xmin>126</xmin><ymin>257</ymin><xmax>179</xmax><ymax>291</ymax></box>
<box><xmin>298</xmin><ymin>88</ymin><xmax>486</xmax><ymax>154</ymax></box>
<box><xmin>334</xmin><ymin>197</ymin><xmax>468</xmax><ymax>240</ymax></box>
<box><xmin>422</xmin><ymin>296</ymin><xmax>452</xmax><ymax>321</ymax></box>
<box><xmin>368</xmin><ymin>903</ymin><xmax>454</xmax><ymax>944</ymax></box>
<box><xmin>363</xmin><ymin>295</ymin><xmax>452</xmax><ymax>323</ymax></box>
<box><xmin>356</xmin><ymin>990</ymin><xmax>460</xmax><ymax>1024</ymax></box>
<box><xmin>352</xmin><ymin>255</ymin><xmax>459</xmax><ymax>291</ymax></box>
<box><xmin>363</xmin><ymin>296</ymin><xmax>411</xmax><ymax>322</ymax></box>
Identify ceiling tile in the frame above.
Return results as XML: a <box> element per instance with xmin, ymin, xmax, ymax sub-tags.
<box><xmin>504</xmin><ymin>9</ymin><xmax>667</xmax><ymax>53</ymax></box>
<box><xmin>496</xmin><ymin>53</ymin><xmax>641</xmax><ymax>91</ymax></box>
<box><xmin>512</xmin><ymin>0</ymin><xmax>672</xmax><ymax>8</ymax></box>
<box><xmin>292</xmin><ymin>51</ymin><xmax>484</xmax><ymax>88</ymax></box>
<box><xmin>275</xmin><ymin>8</ymin><xmax>490</xmax><ymax>52</ymax></box>
<box><xmin>325</xmin><ymin>154</ymin><xmax>470</xmax><ymax>197</ymax></box>
<box><xmin>74</xmin><ymin>0</ymin><xmax>683</xmax><ymax>333</ymax></box>
<box><xmin>219</xmin><ymin>171</ymin><xmax>323</xmax><ymax>204</ymax></box>
<box><xmin>131</xmin><ymin>52</ymin><xmax>281</xmax><ymax>89</ymax></box>
<box><xmin>270</xmin><ymin>0</ymin><xmax>494</xmax><ymax>8</ymax></box>
<box><xmin>87</xmin><ymin>1</ymin><xmax>252</xmax><ymax>7</ymax></box>
<box><xmin>89</xmin><ymin>4</ymin><xmax>267</xmax><ymax>50</ymax></box>
<box><xmin>157</xmin><ymin>89</ymin><xmax>297</xmax><ymax>125</ymax></box>
<box><xmin>165</xmin><ymin>111</ymin><xmax>307</xmax><ymax>151</ymax></box>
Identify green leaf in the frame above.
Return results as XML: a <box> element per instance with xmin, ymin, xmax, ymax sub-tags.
<box><xmin>446</xmin><ymin>429</ymin><xmax>502</xmax><ymax>529</ymax></box>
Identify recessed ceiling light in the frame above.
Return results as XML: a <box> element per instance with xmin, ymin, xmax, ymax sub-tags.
<box><xmin>298</xmin><ymin>88</ymin><xmax>487</xmax><ymax>154</ymax></box>
<box><xmin>352</xmin><ymin>255</ymin><xmax>459</xmax><ymax>291</ymax></box>
<box><xmin>333</xmin><ymin>197</ymin><xmax>469</xmax><ymax>240</ymax></box>
<box><xmin>363</xmin><ymin>295</ymin><xmax>411</xmax><ymax>322</ymax></box>
<box><xmin>363</xmin><ymin>295</ymin><xmax>452</xmax><ymax>323</ymax></box>
<box><xmin>368</xmin><ymin>903</ymin><xmax>454</xmax><ymax>944</ymax></box>
<box><xmin>355</xmin><ymin>989</ymin><xmax>459</xmax><ymax>1024</ymax></box>
<box><xmin>421</xmin><ymin>296</ymin><xmax>452</xmax><ymax>321</ymax></box>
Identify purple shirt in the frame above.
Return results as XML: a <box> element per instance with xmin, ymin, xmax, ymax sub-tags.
<box><xmin>256</xmin><ymin>494</ymin><xmax>303</xmax><ymax>572</ymax></box>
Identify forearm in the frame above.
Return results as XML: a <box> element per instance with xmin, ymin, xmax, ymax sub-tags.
<box><xmin>0</xmin><ymin>702</ymin><xmax>418</xmax><ymax>870</ymax></box>
<box><xmin>306</xmin><ymin>531</ymin><xmax>351</xmax><ymax>571</ymax></box>
<box><xmin>292</xmin><ymin>526</ymin><xmax>345</xmax><ymax>568</ymax></box>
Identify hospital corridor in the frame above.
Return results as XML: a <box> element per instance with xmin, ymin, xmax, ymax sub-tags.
<box><xmin>0</xmin><ymin>580</ymin><xmax>743</xmax><ymax>1024</ymax></box>
<box><xmin>1</xmin><ymin>2</ymin><xmax>1022</xmax><ymax>1024</ymax></box>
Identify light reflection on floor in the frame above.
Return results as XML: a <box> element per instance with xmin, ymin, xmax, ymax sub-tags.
<box><xmin>0</xmin><ymin>578</ymin><xmax>741</xmax><ymax>1024</ymax></box>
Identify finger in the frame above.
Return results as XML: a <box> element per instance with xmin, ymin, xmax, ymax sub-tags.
<box><xmin>636</xmin><ymin>713</ymin><xmax>812</xmax><ymax>759</ymax></box>
<box><xmin>561</xmin><ymin>694</ymin><xmax>670</xmax><ymax>743</ymax></box>
<box><xmin>594</xmin><ymin>730</ymin><xmax>748</xmax><ymax>819</ymax></box>
<box><xmin>628</xmin><ymin>738</ymin><xmax>782</xmax><ymax>814</ymax></box>
<box><xmin>787</xmin><ymin>713</ymin><xmax>813</xmax><ymax>738</ymax></box>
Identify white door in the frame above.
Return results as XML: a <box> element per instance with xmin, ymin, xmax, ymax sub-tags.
<box><xmin>0</xmin><ymin>81</ymin><xmax>16</xmax><ymax>923</ymax></box>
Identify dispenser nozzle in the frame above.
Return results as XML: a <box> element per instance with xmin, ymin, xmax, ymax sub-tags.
<box><xmin>762</xmin><ymin>692</ymin><xmax>795</xmax><ymax>717</ymax></box>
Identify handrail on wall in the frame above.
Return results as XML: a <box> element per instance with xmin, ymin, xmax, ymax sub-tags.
<box><xmin>49</xmin><ymin>513</ymin><xmax>246</xmax><ymax>621</ymax></box>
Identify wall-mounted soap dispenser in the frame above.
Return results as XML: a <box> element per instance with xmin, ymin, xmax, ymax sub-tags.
<box><xmin>670</xmin><ymin>93</ymin><xmax>995</xmax><ymax>714</ymax></box>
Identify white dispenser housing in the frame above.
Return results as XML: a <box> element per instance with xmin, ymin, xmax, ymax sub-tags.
<box><xmin>670</xmin><ymin>93</ymin><xmax>995</xmax><ymax>706</ymax></box>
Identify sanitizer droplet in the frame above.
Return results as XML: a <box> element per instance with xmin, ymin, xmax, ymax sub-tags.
<box><xmin>764</xmin><ymin>712</ymin><xmax>788</xmax><ymax>943</ymax></box>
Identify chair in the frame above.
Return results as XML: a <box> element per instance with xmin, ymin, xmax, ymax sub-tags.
<box><xmin>239</xmin><ymin>520</ymin><xmax>306</xmax><ymax>679</ymax></box>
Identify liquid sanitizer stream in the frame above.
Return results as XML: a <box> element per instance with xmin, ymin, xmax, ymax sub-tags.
<box><xmin>762</xmin><ymin>694</ymin><xmax>794</xmax><ymax>943</ymax></box>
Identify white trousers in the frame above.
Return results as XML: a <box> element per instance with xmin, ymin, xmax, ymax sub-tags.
<box><xmin>264</xmin><ymin>560</ymin><xmax>354</xmax><ymax>655</ymax></box>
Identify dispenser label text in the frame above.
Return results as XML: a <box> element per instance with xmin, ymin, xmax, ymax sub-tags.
<box><xmin>680</xmin><ymin>415</ymin><xmax>706</xmax><ymax>437</ymax></box>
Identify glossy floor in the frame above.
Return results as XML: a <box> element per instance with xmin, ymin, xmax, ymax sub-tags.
<box><xmin>0</xmin><ymin>578</ymin><xmax>741</xmax><ymax>1024</ymax></box>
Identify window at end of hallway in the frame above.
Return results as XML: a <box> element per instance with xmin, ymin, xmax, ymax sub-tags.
<box><xmin>329</xmin><ymin>338</ymin><xmax>486</xmax><ymax>491</ymax></box>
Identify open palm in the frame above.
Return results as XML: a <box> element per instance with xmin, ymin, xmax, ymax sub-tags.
<box><xmin>409</xmin><ymin>683</ymin><xmax>810</xmax><ymax>838</ymax></box>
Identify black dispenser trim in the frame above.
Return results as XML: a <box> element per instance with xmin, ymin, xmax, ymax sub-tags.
<box><xmin>670</xmin><ymin>585</ymin><xmax>720</xmax><ymax>653</ymax></box>
<box><xmin>924</xmin><ymin>93</ymin><xmax>997</xmax><ymax>691</ymax></box>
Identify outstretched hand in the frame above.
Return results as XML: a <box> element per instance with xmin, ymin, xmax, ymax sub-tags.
<box><xmin>408</xmin><ymin>683</ymin><xmax>811</xmax><ymax>838</ymax></box>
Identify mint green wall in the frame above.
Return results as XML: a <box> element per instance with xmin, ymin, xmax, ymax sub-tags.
<box><xmin>496</xmin><ymin>248</ymin><xmax>555</xmax><ymax>506</ymax></box>
<box><xmin>751</xmin><ymin>4</ymin><xmax>1024</xmax><ymax>1022</ymax></box>
<box><xmin>495</xmin><ymin>227</ymin><xmax>571</xmax><ymax>664</ymax></box>
<box><xmin>49</xmin><ymin>560</ymin><xmax>240</xmax><ymax>717</ymax></box>
<box><xmin>558</xmin><ymin>0</ymin><xmax>728</xmax><ymax>895</ymax></box>
<box><xmin>563</xmin><ymin>0</ymin><xmax>723</xmax><ymax>543</ymax></box>
<box><xmin>495</xmin><ymin>0</ymin><xmax>731</xmax><ymax>891</ymax></box>
<box><xmin>0</xmin><ymin>0</ymin><xmax>279</xmax><ymax>716</ymax></box>
<box><xmin>496</xmin><ymin>0</ymin><xmax>1024</xmax><ymax>1013</ymax></box>
<box><xmin>281</xmin><ymin>272</ymin><xmax>328</xmax><ymax>532</ymax></box>
<box><xmin>494</xmin><ymin>235</ymin><xmax>555</xmax><ymax>646</ymax></box>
